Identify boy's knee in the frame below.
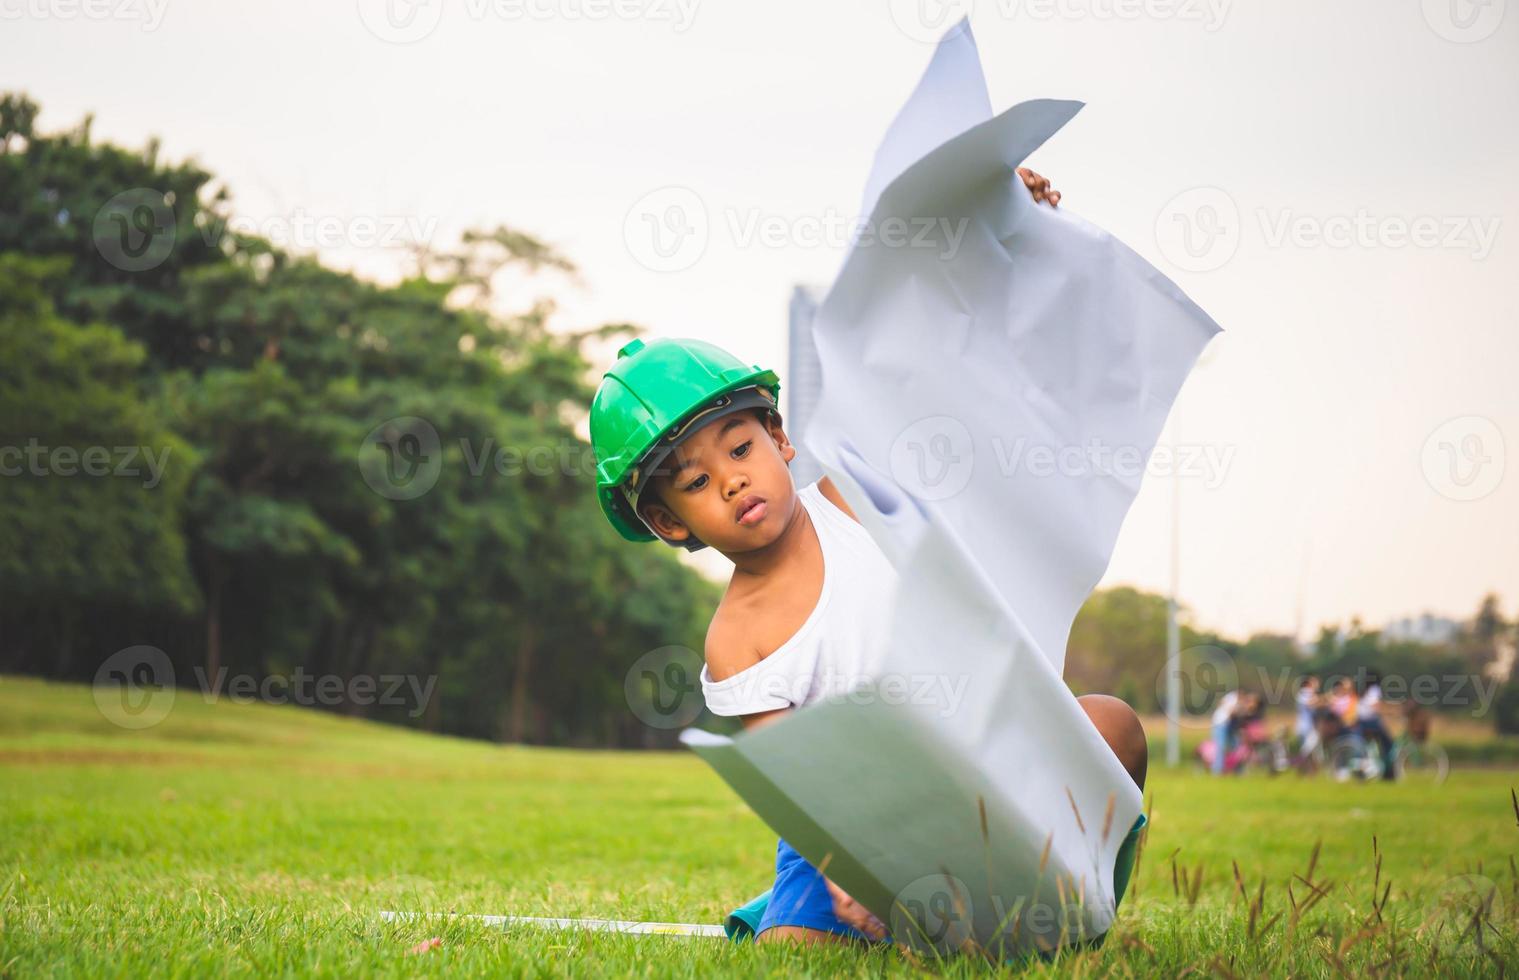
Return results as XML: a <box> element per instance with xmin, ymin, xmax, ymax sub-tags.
<box><xmin>1078</xmin><ymin>694</ymin><xmax>1148</xmax><ymax>790</ymax></box>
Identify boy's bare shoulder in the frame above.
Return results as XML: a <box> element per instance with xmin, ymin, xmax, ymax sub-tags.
<box><xmin>704</xmin><ymin>597</ymin><xmax>763</xmax><ymax>683</ymax></box>
<box><xmin>816</xmin><ymin>476</ymin><xmax>859</xmax><ymax>522</ymax></box>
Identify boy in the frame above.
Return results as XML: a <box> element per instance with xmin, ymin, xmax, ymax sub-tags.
<box><xmin>589</xmin><ymin>169</ymin><xmax>1147</xmax><ymax>947</ymax></box>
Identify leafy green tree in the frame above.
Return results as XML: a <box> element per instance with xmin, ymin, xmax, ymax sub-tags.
<box><xmin>0</xmin><ymin>92</ymin><xmax>722</xmax><ymax>746</ymax></box>
<box><xmin>1065</xmin><ymin>586</ymin><xmax>1171</xmax><ymax>708</ymax></box>
<box><xmin>0</xmin><ymin>254</ymin><xmax>197</xmax><ymax>673</ymax></box>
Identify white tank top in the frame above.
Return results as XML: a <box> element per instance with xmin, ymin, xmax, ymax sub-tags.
<box><xmin>699</xmin><ymin>479</ymin><xmax>901</xmax><ymax>716</ymax></box>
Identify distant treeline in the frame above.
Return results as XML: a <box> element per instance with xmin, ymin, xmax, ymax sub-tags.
<box><xmin>3</xmin><ymin>94</ymin><xmax>1514</xmax><ymax>746</ymax></box>
<box><xmin>0</xmin><ymin>92</ymin><xmax>719</xmax><ymax>747</ymax></box>
<box><xmin>1066</xmin><ymin>587</ymin><xmax>1518</xmax><ymax>732</ymax></box>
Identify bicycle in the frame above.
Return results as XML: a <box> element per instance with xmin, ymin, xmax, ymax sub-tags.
<box><xmin>1254</xmin><ymin>725</ymin><xmax>1292</xmax><ymax>775</ymax></box>
<box><xmin>1326</xmin><ymin>730</ymin><xmax>1448</xmax><ymax>785</ymax></box>
<box><xmin>1392</xmin><ymin>733</ymin><xmax>1449</xmax><ymax>785</ymax></box>
<box><xmin>1197</xmin><ymin>720</ymin><xmax>1292</xmax><ymax>776</ymax></box>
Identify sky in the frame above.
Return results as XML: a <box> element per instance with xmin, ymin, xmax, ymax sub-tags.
<box><xmin>4</xmin><ymin>0</ymin><xmax>1516</xmax><ymax>642</ymax></box>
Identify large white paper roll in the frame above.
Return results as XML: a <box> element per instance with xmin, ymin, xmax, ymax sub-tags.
<box><xmin>682</xmin><ymin>18</ymin><xmax>1220</xmax><ymax>957</ymax></box>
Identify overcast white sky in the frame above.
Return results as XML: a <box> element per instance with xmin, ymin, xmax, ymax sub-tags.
<box><xmin>5</xmin><ymin>0</ymin><xmax>1516</xmax><ymax>642</ymax></box>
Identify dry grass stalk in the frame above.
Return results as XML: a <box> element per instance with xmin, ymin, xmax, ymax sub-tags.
<box><xmin>1065</xmin><ymin>787</ymin><xmax>1087</xmax><ymax>836</ymax></box>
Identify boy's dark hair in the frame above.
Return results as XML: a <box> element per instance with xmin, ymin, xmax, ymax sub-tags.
<box><xmin>1298</xmin><ymin>676</ymin><xmax>1315</xmax><ymax>689</ymax></box>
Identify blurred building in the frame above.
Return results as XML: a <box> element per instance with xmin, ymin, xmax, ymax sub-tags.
<box><xmin>1382</xmin><ymin>613</ymin><xmax>1461</xmax><ymax>646</ymax></box>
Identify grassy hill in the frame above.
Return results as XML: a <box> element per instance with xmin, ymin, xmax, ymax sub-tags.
<box><xmin>1</xmin><ymin>676</ymin><xmax>1515</xmax><ymax>976</ymax></box>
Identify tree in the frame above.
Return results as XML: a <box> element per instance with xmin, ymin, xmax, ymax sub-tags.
<box><xmin>1065</xmin><ymin>586</ymin><xmax>1171</xmax><ymax>709</ymax></box>
<box><xmin>0</xmin><ymin>92</ymin><xmax>722</xmax><ymax>746</ymax></box>
<box><xmin>1460</xmin><ymin>593</ymin><xmax>1508</xmax><ymax>678</ymax></box>
<box><xmin>0</xmin><ymin>254</ymin><xmax>197</xmax><ymax>672</ymax></box>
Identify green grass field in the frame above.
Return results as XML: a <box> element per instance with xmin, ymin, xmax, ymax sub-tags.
<box><xmin>2</xmin><ymin>676</ymin><xmax>1516</xmax><ymax>977</ymax></box>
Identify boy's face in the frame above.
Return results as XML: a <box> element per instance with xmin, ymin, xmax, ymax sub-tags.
<box><xmin>636</xmin><ymin>409</ymin><xmax>798</xmax><ymax>554</ymax></box>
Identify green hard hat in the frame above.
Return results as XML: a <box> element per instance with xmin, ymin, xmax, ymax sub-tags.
<box><xmin>591</xmin><ymin>336</ymin><xmax>781</xmax><ymax>548</ymax></box>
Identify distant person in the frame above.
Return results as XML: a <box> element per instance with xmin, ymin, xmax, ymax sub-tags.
<box><xmin>1206</xmin><ymin>690</ymin><xmax>1267</xmax><ymax>774</ymax></box>
<box><xmin>1210</xmin><ymin>688</ymin><xmax>1240</xmax><ymax>775</ymax></box>
<box><xmin>1404</xmin><ymin>700</ymin><xmax>1432</xmax><ymax>745</ymax></box>
<box><xmin>1238</xmin><ymin>690</ymin><xmax>1266</xmax><ymax>727</ymax></box>
<box><xmin>1237</xmin><ymin>690</ymin><xmax>1267</xmax><ymax>749</ymax></box>
<box><xmin>1355</xmin><ymin>671</ymin><xmax>1394</xmax><ymax>781</ymax></box>
<box><xmin>1312</xmin><ymin>693</ymin><xmax>1348</xmax><ymax>747</ymax></box>
<box><xmin>1294</xmin><ymin>676</ymin><xmax>1322</xmax><ymax>760</ymax></box>
<box><xmin>1330</xmin><ymin>676</ymin><xmax>1358</xmax><ymax>728</ymax></box>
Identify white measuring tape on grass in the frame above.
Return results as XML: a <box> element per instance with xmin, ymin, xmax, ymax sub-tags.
<box><xmin>379</xmin><ymin>910</ymin><xmax>726</xmax><ymax>938</ymax></box>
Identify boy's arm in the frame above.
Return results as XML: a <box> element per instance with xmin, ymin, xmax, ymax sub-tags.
<box><xmin>738</xmin><ymin>707</ymin><xmax>790</xmax><ymax>731</ymax></box>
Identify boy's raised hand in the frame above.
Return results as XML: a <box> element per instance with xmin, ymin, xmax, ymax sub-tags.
<box><xmin>1016</xmin><ymin>166</ymin><xmax>1061</xmax><ymax>207</ymax></box>
<box><xmin>824</xmin><ymin>877</ymin><xmax>887</xmax><ymax>941</ymax></box>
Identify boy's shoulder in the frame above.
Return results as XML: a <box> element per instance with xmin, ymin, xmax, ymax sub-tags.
<box><xmin>815</xmin><ymin>476</ymin><xmax>858</xmax><ymax>521</ymax></box>
<box><xmin>703</xmin><ymin>592</ymin><xmax>764</xmax><ymax>683</ymax></box>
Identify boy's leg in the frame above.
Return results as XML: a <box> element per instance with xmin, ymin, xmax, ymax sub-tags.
<box><xmin>1077</xmin><ymin>694</ymin><xmax>1147</xmax><ymax>790</ymax></box>
<box><xmin>754</xmin><ymin>839</ymin><xmax>878</xmax><ymax>947</ymax></box>
<box><xmin>1076</xmin><ymin>694</ymin><xmax>1149</xmax><ymax>948</ymax></box>
<box><xmin>756</xmin><ymin>925</ymin><xmax>856</xmax><ymax>946</ymax></box>
<box><xmin>763</xmin><ymin>701</ymin><xmax>1147</xmax><ymax>949</ymax></box>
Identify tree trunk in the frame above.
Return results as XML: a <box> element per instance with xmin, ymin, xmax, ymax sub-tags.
<box><xmin>205</xmin><ymin>561</ymin><xmax>224</xmax><ymax>682</ymax></box>
<box><xmin>508</xmin><ymin>624</ymin><xmax>538</xmax><ymax>743</ymax></box>
<box><xmin>346</xmin><ymin>615</ymin><xmax>376</xmax><ymax>716</ymax></box>
<box><xmin>56</xmin><ymin>608</ymin><xmax>73</xmax><ymax>678</ymax></box>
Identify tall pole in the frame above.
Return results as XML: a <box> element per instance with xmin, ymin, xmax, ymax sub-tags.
<box><xmin>1166</xmin><ymin>462</ymin><xmax>1181</xmax><ymax>767</ymax></box>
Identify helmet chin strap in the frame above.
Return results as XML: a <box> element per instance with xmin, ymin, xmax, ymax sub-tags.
<box><xmin>646</xmin><ymin>520</ymin><xmax>707</xmax><ymax>553</ymax></box>
<box><xmin>631</xmin><ymin>491</ymin><xmax>708</xmax><ymax>553</ymax></box>
<box><xmin>667</xmin><ymin>531</ymin><xmax>708</xmax><ymax>553</ymax></box>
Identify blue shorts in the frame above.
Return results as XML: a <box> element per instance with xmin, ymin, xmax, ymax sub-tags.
<box><xmin>747</xmin><ymin>815</ymin><xmax>1146</xmax><ymax>944</ymax></box>
<box><xmin>755</xmin><ymin>838</ymin><xmax>883</xmax><ymax>942</ymax></box>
